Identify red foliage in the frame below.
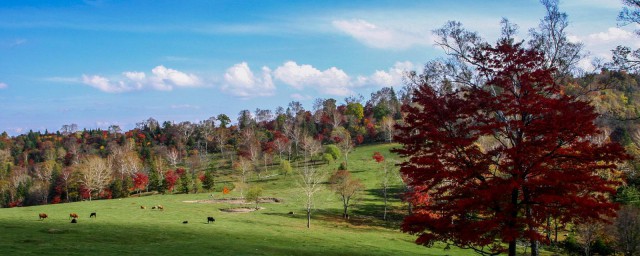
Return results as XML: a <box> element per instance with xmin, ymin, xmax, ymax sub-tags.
<box><xmin>164</xmin><ymin>170</ymin><xmax>179</xmax><ymax>192</ymax></box>
<box><xmin>8</xmin><ymin>200</ymin><xmax>22</xmax><ymax>208</ymax></box>
<box><xmin>133</xmin><ymin>172</ymin><xmax>149</xmax><ymax>191</ymax></box>
<box><xmin>79</xmin><ymin>185</ymin><xmax>91</xmax><ymax>200</ymax></box>
<box><xmin>372</xmin><ymin>152</ymin><xmax>384</xmax><ymax>163</ymax></box>
<box><xmin>175</xmin><ymin>168</ymin><xmax>186</xmax><ymax>177</ymax></box>
<box><xmin>223</xmin><ymin>187</ymin><xmax>230</xmax><ymax>194</ymax></box>
<box><xmin>393</xmin><ymin>41</ymin><xmax>630</xmax><ymax>253</ymax></box>
<box><xmin>355</xmin><ymin>135</ymin><xmax>364</xmax><ymax>145</ymax></box>
<box><xmin>99</xmin><ymin>188</ymin><xmax>112</xmax><ymax>199</ymax></box>
<box><xmin>51</xmin><ymin>196</ymin><xmax>62</xmax><ymax>204</ymax></box>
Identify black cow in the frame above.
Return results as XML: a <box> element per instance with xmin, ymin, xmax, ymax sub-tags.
<box><xmin>89</xmin><ymin>212</ymin><xmax>96</xmax><ymax>218</ymax></box>
<box><xmin>207</xmin><ymin>217</ymin><xmax>215</xmax><ymax>223</ymax></box>
<box><xmin>182</xmin><ymin>220</ymin><xmax>188</xmax><ymax>224</ymax></box>
<box><xmin>71</xmin><ymin>218</ymin><xmax>77</xmax><ymax>223</ymax></box>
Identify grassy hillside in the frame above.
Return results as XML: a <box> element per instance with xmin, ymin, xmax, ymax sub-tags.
<box><xmin>0</xmin><ymin>144</ymin><xmax>478</xmax><ymax>255</ymax></box>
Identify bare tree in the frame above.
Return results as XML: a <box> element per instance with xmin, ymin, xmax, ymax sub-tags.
<box><xmin>301</xmin><ymin>135</ymin><xmax>322</xmax><ymax>163</ymax></box>
<box><xmin>380</xmin><ymin>116</ymin><xmax>395</xmax><ymax>143</ymax></box>
<box><xmin>274</xmin><ymin>136</ymin><xmax>290</xmax><ymax>161</ymax></box>
<box><xmin>121</xmin><ymin>151</ymin><xmax>142</xmax><ymax>177</ymax></box>
<box><xmin>213</xmin><ymin>127</ymin><xmax>230</xmax><ymax>161</ymax></box>
<box><xmin>575</xmin><ymin>221</ymin><xmax>604</xmax><ymax>256</ymax></box>
<box><xmin>612</xmin><ymin>205</ymin><xmax>640</xmax><ymax>256</ymax></box>
<box><xmin>60</xmin><ymin>167</ymin><xmax>75</xmax><ymax>202</ymax></box>
<box><xmin>331</xmin><ymin>127</ymin><xmax>354</xmax><ymax>168</ymax></box>
<box><xmin>298</xmin><ymin>165</ymin><xmax>326</xmax><ymax>228</ymax></box>
<box><xmin>166</xmin><ymin>147</ymin><xmax>180</xmax><ymax>168</ymax></box>
<box><xmin>233</xmin><ymin>157</ymin><xmax>253</xmax><ymax>197</ymax></box>
<box><xmin>80</xmin><ymin>156</ymin><xmax>113</xmax><ymax>201</ymax></box>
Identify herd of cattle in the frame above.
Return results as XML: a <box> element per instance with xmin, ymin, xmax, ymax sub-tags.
<box><xmin>38</xmin><ymin>205</ymin><xmax>215</xmax><ymax>224</ymax></box>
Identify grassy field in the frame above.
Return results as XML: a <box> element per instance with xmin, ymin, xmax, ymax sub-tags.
<box><xmin>0</xmin><ymin>144</ymin><xmax>490</xmax><ymax>255</ymax></box>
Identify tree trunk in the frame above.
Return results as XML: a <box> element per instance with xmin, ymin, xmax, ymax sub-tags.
<box><xmin>508</xmin><ymin>241</ymin><xmax>517</xmax><ymax>256</ymax></box>
<box><xmin>343</xmin><ymin>202</ymin><xmax>349</xmax><ymax>219</ymax></box>
<box><xmin>307</xmin><ymin>208</ymin><xmax>311</xmax><ymax>228</ymax></box>
<box><xmin>530</xmin><ymin>240</ymin><xmax>539</xmax><ymax>256</ymax></box>
<box><xmin>508</xmin><ymin>188</ymin><xmax>519</xmax><ymax>256</ymax></box>
<box><xmin>383</xmin><ymin>187</ymin><xmax>388</xmax><ymax>221</ymax></box>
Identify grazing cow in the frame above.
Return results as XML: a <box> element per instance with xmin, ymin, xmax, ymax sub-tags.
<box><xmin>71</xmin><ymin>218</ymin><xmax>77</xmax><ymax>223</ymax></box>
<box><xmin>288</xmin><ymin>211</ymin><xmax>294</xmax><ymax>215</ymax></box>
<box><xmin>157</xmin><ymin>205</ymin><xmax>164</xmax><ymax>210</ymax></box>
<box><xmin>152</xmin><ymin>206</ymin><xmax>156</xmax><ymax>209</ymax></box>
<box><xmin>70</xmin><ymin>213</ymin><xmax>79</xmax><ymax>219</ymax></box>
<box><xmin>182</xmin><ymin>220</ymin><xmax>188</xmax><ymax>224</ymax></box>
<box><xmin>39</xmin><ymin>213</ymin><xmax>48</xmax><ymax>220</ymax></box>
<box><xmin>140</xmin><ymin>206</ymin><xmax>146</xmax><ymax>210</ymax></box>
<box><xmin>89</xmin><ymin>212</ymin><xmax>96</xmax><ymax>218</ymax></box>
<box><xmin>207</xmin><ymin>217</ymin><xmax>215</xmax><ymax>223</ymax></box>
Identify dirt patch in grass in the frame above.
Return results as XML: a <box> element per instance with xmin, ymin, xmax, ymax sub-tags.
<box><xmin>219</xmin><ymin>207</ymin><xmax>265</xmax><ymax>213</ymax></box>
<box><xmin>183</xmin><ymin>197</ymin><xmax>282</xmax><ymax>205</ymax></box>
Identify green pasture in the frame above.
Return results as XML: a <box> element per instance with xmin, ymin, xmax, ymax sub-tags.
<box><xmin>0</xmin><ymin>143</ymin><xmax>522</xmax><ymax>255</ymax></box>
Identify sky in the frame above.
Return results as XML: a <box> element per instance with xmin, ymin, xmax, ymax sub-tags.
<box><xmin>0</xmin><ymin>0</ymin><xmax>634</xmax><ymax>135</ymax></box>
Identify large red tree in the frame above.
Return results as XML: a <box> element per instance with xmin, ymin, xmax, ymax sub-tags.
<box><xmin>394</xmin><ymin>40</ymin><xmax>629</xmax><ymax>255</ymax></box>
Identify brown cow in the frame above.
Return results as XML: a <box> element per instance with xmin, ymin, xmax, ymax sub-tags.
<box><xmin>140</xmin><ymin>206</ymin><xmax>146</xmax><ymax>209</ymax></box>
<box><xmin>157</xmin><ymin>205</ymin><xmax>164</xmax><ymax>210</ymax></box>
<box><xmin>70</xmin><ymin>213</ymin><xmax>79</xmax><ymax>219</ymax></box>
<box><xmin>39</xmin><ymin>213</ymin><xmax>48</xmax><ymax>220</ymax></box>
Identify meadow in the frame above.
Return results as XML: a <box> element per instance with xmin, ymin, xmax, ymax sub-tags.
<box><xmin>0</xmin><ymin>144</ymin><xmax>483</xmax><ymax>255</ymax></box>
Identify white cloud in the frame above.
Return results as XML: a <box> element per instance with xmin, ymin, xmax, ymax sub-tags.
<box><xmin>366</xmin><ymin>61</ymin><xmax>414</xmax><ymax>87</ymax></box>
<box><xmin>273</xmin><ymin>61</ymin><xmax>322</xmax><ymax>90</ymax></box>
<box><xmin>332</xmin><ymin>19</ymin><xmax>431</xmax><ymax>50</ymax></box>
<box><xmin>221</xmin><ymin>62</ymin><xmax>275</xmax><ymax>98</ymax></box>
<box><xmin>150</xmin><ymin>65</ymin><xmax>200</xmax><ymax>87</ymax></box>
<box><xmin>81</xmin><ymin>66</ymin><xmax>201</xmax><ymax>93</ymax></box>
<box><xmin>82</xmin><ymin>75</ymin><xmax>136</xmax><ymax>93</ymax></box>
<box><xmin>587</xmin><ymin>27</ymin><xmax>633</xmax><ymax>42</ymax></box>
<box><xmin>568</xmin><ymin>27</ymin><xmax>640</xmax><ymax>68</ymax></box>
<box><xmin>273</xmin><ymin>61</ymin><xmax>415</xmax><ymax>96</ymax></box>
<box><xmin>0</xmin><ymin>82</ymin><xmax>7</xmax><ymax>89</ymax></box>
<box><xmin>274</xmin><ymin>61</ymin><xmax>353</xmax><ymax>96</ymax></box>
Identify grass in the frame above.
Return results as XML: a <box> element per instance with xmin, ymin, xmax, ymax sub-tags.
<box><xmin>0</xmin><ymin>143</ymin><xmax>517</xmax><ymax>255</ymax></box>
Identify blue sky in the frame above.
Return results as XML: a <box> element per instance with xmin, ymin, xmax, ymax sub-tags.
<box><xmin>0</xmin><ymin>0</ymin><xmax>632</xmax><ymax>135</ymax></box>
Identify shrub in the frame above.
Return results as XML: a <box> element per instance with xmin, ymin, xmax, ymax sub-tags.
<box><xmin>280</xmin><ymin>160</ymin><xmax>293</xmax><ymax>176</ymax></box>
<box><xmin>323</xmin><ymin>153</ymin><xmax>334</xmax><ymax>164</ymax></box>
<box><xmin>325</xmin><ymin>145</ymin><xmax>341</xmax><ymax>161</ymax></box>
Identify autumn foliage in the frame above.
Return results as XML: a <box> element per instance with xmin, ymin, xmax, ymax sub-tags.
<box><xmin>393</xmin><ymin>40</ymin><xmax>630</xmax><ymax>254</ymax></box>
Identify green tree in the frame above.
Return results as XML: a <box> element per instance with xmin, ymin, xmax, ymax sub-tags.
<box><xmin>245</xmin><ymin>185</ymin><xmax>264</xmax><ymax>209</ymax></box>
<box><xmin>216</xmin><ymin>114</ymin><xmax>231</xmax><ymax>128</ymax></box>
<box><xmin>180</xmin><ymin>173</ymin><xmax>192</xmax><ymax>194</ymax></box>
<box><xmin>280</xmin><ymin>160</ymin><xmax>293</xmax><ymax>177</ymax></box>
<box><xmin>201</xmin><ymin>170</ymin><xmax>215</xmax><ymax>191</ymax></box>
<box><xmin>324</xmin><ymin>145</ymin><xmax>341</xmax><ymax>161</ymax></box>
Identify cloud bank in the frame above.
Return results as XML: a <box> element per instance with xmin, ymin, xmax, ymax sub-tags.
<box><xmin>82</xmin><ymin>65</ymin><xmax>201</xmax><ymax>93</ymax></box>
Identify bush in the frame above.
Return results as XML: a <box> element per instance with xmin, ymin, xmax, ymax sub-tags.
<box><xmin>338</xmin><ymin>162</ymin><xmax>347</xmax><ymax>171</ymax></box>
<box><xmin>560</xmin><ymin>234</ymin><xmax>582</xmax><ymax>255</ymax></box>
<box><xmin>280</xmin><ymin>160</ymin><xmax>293</xmax><ymax>176</ymax></box>
<box><xmin>245</xmin><ymin>185</ymin><xmax>264</xmax><ymax>209</ymax></box>
<box><xmin>323</xmin><ymin>153</ymin><xmax>334</xmax><ymax>164</ymax></box>
<box><xmin>325</xmin><ymin>145</ymin><xmax>341</xmax><ymax>161</ymax></box>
